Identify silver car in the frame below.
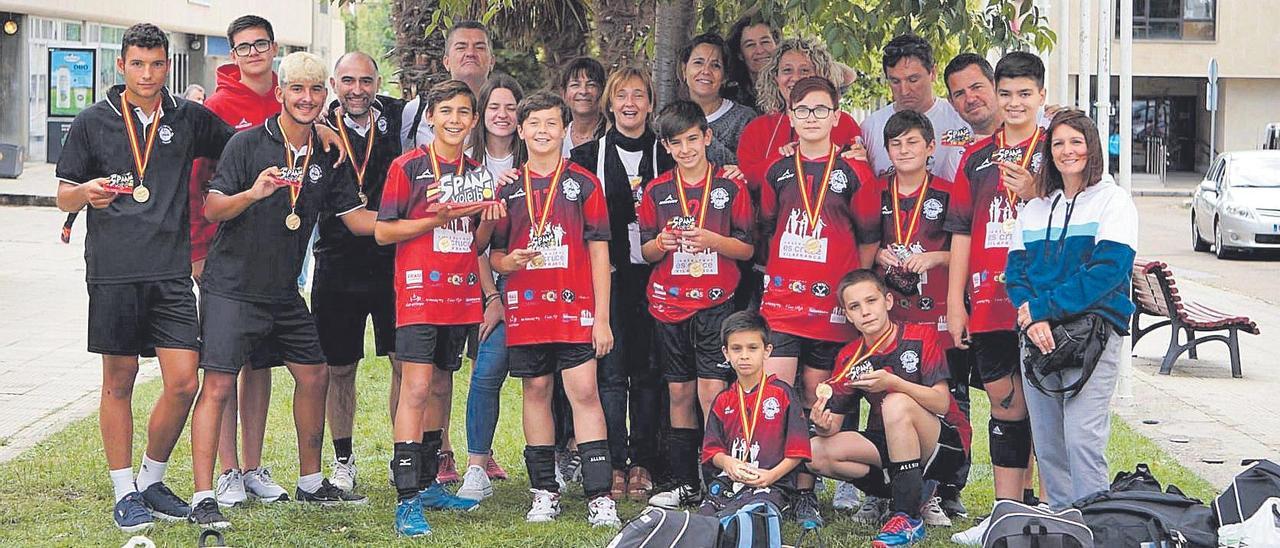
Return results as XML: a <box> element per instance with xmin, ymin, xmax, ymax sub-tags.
<box><xmin>1191</xmin><ymin>150</ymin><xmax>1280</xmax><ymax>258</ymax></box>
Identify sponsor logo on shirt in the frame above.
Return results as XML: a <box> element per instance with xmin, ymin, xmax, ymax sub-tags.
<box><xmin>506</xmin><ymin>290</ymin><xmax>518</xmax><ymax>305</ymax></box>
<box><xmin>659</xmin><ymin>194</ymin><xmax>677</xmax><ymax>205</ymax></box>
<box><xmin>777</xmin><ymin>169</ymin><xmax>795</xmax><ymax>182</ymax></box>
<box><xmin>405</xmin><ymin>269</ymin><xmax>423</xmax><ymax>287</ymax></box>
<box><xmin>235</xmin><ymin>118</ymin><xmax>252</xmax><ymax>129</ymax></box>
<box><xmin>709</xmin><ymin>287</ymin><xmax>724</xmax><ymax>301</ymax></box>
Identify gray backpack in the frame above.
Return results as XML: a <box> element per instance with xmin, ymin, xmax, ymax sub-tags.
<box><xmin>983</xmin><ymin>499</ymin><xmax>1094</xmax><ymax>548</ymax></box>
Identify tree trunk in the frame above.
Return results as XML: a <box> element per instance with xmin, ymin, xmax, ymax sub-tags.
<box><xmin>392</xmin><ymin>0</ymin><xmax>447</xmax><ymax>100</ymax></box>
<box><xmin>653</xmin><ymin>0</ymin><xmax>696</xmax><ymax>109</ymax></box>
<box><xmin>593</xmin><ymin>0</ymin><xmax>653</xmax><ymax>71</ymax></box>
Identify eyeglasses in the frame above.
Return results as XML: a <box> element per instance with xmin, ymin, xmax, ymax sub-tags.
<box><xmin>791</xmin><ymin>105</ymin><xmax>834</xmax><ymax>120</ymax></box>
<box><xmin>232</xmin><ymin>39</ymin><xmax>273</xmax><ymax>57</ymax></box>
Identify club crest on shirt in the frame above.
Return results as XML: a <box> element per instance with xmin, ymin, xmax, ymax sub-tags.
<box><xmin>941</xmin><ymin>128</ymin><xmax>973</xmax><ymax>146</ymax></box>
<box><xmin>762</xmin><ymin>396</ymin><xmax>781</xmax><ymax>420</ymax></box>
<box><xmin>562</xmin><ymin>179</ymin><xmax>581</xmax><ymax>201</ymax></box>
<box><xmin>900</xmin><ymin>349</ymin><xmax>920</xmax><ymax>374</ymax></box>
<box><xmin>308</xmin><ymin>165</ymin><xmax>323</xmax><ymax>183</ymax></box>
<box><xmin>922</xmin><ymin>198</ymin><xmax>944</xmax><ymax>220</ymax></box>
<box><xmin>829</xmin><ymin>170</ymin><xmax>848</xmax><ymax>193</ymax></box>
<box><xmin>710</xmin><ymin>187</ymin><xmax>730</xmax><ymax>210</ymax></box>
<box><xmin>158</xmin><ymin>125</ymin><xmax>174</xmax><ymax>144</ymax></box>
<box><xmin>377</xmin><ymin>116</ymin><xmax>389</xmax><ymax>133</ymax></box>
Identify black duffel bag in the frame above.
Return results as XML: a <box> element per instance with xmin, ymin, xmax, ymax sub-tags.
<box><xmin>1022</xmin><ymin>313</ymin><xmax>1112</xmax><ymax>397</ymax></box>
<box><xmin>1074</xmin><ymin>464</ymin><xmax>1218</xmax><ymax>548</ymax></box>
<box><xmin>1213</xmin><ymin>459</ymin><xmax>1280</xmax><ymax>527</ymax></box>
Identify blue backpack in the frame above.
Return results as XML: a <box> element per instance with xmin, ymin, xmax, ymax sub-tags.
<box><xmin>718</xmin><ymin>501</ymin><xmax>783</xmax><ymax>548</ymax></box>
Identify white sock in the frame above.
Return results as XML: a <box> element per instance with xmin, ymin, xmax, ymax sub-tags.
<box><xmin>297</xmin><ymin>472</ymin><xmax>324</xmax><ymax>494</ymax></box>
<box><xmin>193</xmin><ymin>490</ymin><xmax>215</xmax><ymax>505</ymax></box>
<box><xmin>109</xmin><ymin>468</ymin><xmax>136</xmax><ymax>503</ymax></box>
<box><xmin>136</xmin><ymin>455</ymin><xmax>168</xmax><ymax>491</ymax></box>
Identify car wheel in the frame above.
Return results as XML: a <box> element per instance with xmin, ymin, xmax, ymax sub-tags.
<box><xmin>1214</xmin><ymin>218</ymin><xmax>1236</xmax><ymax>259</ymax></box>
<box><xmin>1192</xmin><ymin>212</ymin><xmax>1210</xmax><ymax>252</ymax></box>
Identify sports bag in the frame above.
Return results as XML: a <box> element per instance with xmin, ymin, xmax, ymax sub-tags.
<box><xmin>1212</xmin><ymin>459</ymin><xmax>1280</xmax><ymax>527</ymax></box>
<box><xmin>1075</xmin><ymin>464</ymin><xmax>1218</xmax><ymax>548</ymax></box>
<box><xmin>1217</xmin><ymin>497</ymin><xmax>1280</xmax><ymax>547</ymax></box>
<box><xmin>717</xmin><ymin>500</ymin><xmax>783</xmax><ymax>548</ymax></box>
<box><xmin>1022</xmin><ymin>313</ymin><xmax>1111</xmax><ymax>398</ymax></box>
<box><xmin>605</xmin><ymin>506</ymin><xmax>721</xmax><ymax>548</ymax></box>
<box><xmin>982</xmin><ymin>499</ymin><xmax>1094</xmax><ymax>548</ymax></box>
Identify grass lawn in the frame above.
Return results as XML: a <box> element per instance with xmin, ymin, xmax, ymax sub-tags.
<box><xmin>0</xmin><ymin>344</ymin><xmax>1217</xmax><ymax>547</ymax></box>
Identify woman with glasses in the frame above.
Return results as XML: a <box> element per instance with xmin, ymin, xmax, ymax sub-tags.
<box><xmin>678</xmin><ymin>33</ymin><xmax>757</xmax><ymax>167</ymax></box>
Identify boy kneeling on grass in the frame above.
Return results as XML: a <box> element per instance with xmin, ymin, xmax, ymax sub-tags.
<box><xmin>697</xmin><ymin>311</ymin><xmax>811</xmax><ymax>516</ymax></box>
<box><xmin>808</xmin><ymin>270</ymin><xmax>972</xmax><ymax>548</ymax></box>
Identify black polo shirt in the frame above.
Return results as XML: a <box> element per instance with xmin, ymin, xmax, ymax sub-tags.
<box><xmin>201</xmin><ymin>114</ymin><xmax>364</xmax><ymax>303</ymax></box>
<box><xmin>313</xmin><ymin>95</ymin><xmax>403</xmax><ymax>292</ymax></box>
<box><xmin>55</xmin><ymin>85</ymin><xmax>234</xmax><ymax>283</ymax></box>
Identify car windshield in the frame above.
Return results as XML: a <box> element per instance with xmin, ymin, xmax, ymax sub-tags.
<box><xmin>1230</xmin><ymin>158</ymin><xmax>1280</xmax><ymax>187</ymax></box>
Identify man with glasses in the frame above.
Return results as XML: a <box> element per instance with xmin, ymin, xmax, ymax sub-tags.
<box><xmin>401</xmin><ymin>21</ymin><xmax>496</xmax><ymax>150</ymax></box>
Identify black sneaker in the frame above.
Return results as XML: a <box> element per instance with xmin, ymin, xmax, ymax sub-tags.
<box><xmin>141</xmin><ymin>481</ymin><xmax>191</xmax><ymax>521</ymax></box>
<box><xmin>296</xmin><ymin>478</ymin><xmax>369</xmax><ymax>506</ymax></box>
<box><xmin>792</xmin><ymin>490</ymin><xmax>824</xmax><ymax>529</ymax></box>
<box><xmin>939</xmin><ymin>490</ymin><xmax>969</xmax><ymax>518</ymax></box>
<box><xmin>188</xmin><ymin>498</ymin><xmax>230</xmax><ymax>530</ymax></box>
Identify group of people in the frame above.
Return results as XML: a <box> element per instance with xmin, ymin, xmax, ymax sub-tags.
<box><xmin>56</xmin><ymin>11</ymin><xmax>1139</xmax><ymax>547</ymax></box>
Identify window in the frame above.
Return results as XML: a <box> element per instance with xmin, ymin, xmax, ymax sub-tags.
<box><xmin>1123</xmin><ymin>0</ymin><xmax>1216</xmax><ymax>41</ymax></box>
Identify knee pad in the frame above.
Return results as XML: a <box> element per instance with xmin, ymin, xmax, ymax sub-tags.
<box><xmin>523</xmin><ymin>445</ymin><xmax>558</xmax><ymax>492</ymax></box>
<box><xmin>988</xmin><ymin>417</ymin><xmax>1032</xmax><ymax>468</ymax></box>
<box><xmin>577</xmin><ymin>440</ymin><xmax>613</xmax><ymax>499</ymax></box>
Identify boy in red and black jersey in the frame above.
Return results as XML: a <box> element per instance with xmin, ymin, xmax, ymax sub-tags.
<box><xmin>638</xmin><ymin>101</ymin><xmax>755</xmax><ymax>508</ymax></box>
<box><xmin>942</xmin><ymin>52</ymin><xmax>1048</xmax><ymax>511</ymax></box>
<box><xmin>809</xmin><ymin>270</ymin><xmax>971</xmax><ymax>547</ymax></box>
<box><xmin>699</xmin><ymin>311</ymin><xmax>810</xmax><ymax>517</ymax></box>
<box><xmin>489</xmin><ymin>91</ymin><xmax>619</xmax><ymax>527</ymax></box>
<box><xmin>376</xmin><ymin>80</ymin><xmax>498</xmax><ymax>535</ymax></box>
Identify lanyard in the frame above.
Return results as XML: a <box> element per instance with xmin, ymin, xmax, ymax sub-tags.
<box><xmin>735</xmin><ymin>377</ymin><xmax>769</xmax><ymax>448</ymax></box>
<box><xmin>283</xmin><ymin>133</ymin><xmax>314</xmax><ymax>212</ymax></box>
<box><xmin>794</xmin><ymin>145</ymin><xmax>837</xmax><ymax>229</ymax></box>
<box><xmin>523</xmin><ymin>159</ymin><xmax>567</xmax><ymax>238</ymax></box>
<box><xmin>335</xmin><ymin>108</ymin><xmax>378</xmax><ymax>192</ymax></box>
<box><xmin>675</xmin><ymin>164</ymin><xmax>714</xmax><ymax>228</ymax></box>
<box><xmin>891</xmin><ymin>173</ymin><xmax>932</xmax><ymax>246</ymax></box>
<box><xmin>120</xmin><ymin>95</ymin><xmax>162</xmax><ymax>183</ymax></box>
<box><xmin>830</xmin><ymin>324</ymin><xmax>897</xmax><ymax>385</ymax></box>
<box><xmin>996</xmin><ymin>126</ymin><xmax>1042</xmax><ymax>205</ymax></box>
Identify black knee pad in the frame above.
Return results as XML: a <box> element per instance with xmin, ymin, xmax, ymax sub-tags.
<box><xmin>578</xmin><ymin>440</ymin><xmax>613</xmax><ymax>499</ymax></box>
<box><xmin>988</xmin><ymin>417</ymin><xmax>1032</xmax><ymax>468</ymax></box>
<box><xmin>392</xmin><ymin>442</ymin><xmax>423</xmax><ymax>498</ymax></box>
<box><xmin>524</xmin><ymin>445</ymin><xmax>558</xmax><ymax>492</ymax></box>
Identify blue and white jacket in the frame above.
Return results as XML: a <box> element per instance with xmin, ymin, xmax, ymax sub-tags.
<box><xmin>1005</xmin><ymin>179</ymin><xmax>1138</xmax><ymax>332</ymax></box>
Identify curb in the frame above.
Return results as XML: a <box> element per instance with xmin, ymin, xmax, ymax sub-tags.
<box><xmin>1133</xmin><ymin>188</ymin><xmax>1195</xmax><ymax>197</ymax></box>
<box><xmin>0</xmin><ymin>194</ymin><xmax>57</xmax><ymax>207</ymax></box>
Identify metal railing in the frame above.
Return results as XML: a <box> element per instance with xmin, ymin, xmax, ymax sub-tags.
<box><xmin>1145</xmin><ymin>136</ymin><xmax>1168</xmax><ymax>184</ymax></box>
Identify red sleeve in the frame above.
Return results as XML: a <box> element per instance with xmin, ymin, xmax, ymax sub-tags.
<box><xmin>377</xmin><ymin>157</ymin><xmax>411</xmax><ymax>222</ymax></box>
<box><xmin>188</xmin><ymin>95</ymin><xmax>246</xmax><ymax>262</ymax></box>
<box><xmin>834</xmin><ymin>111</ymin><xmax>864</xmax><ymax>150</ymax></box>
<box><xmin>848</xmin><ymin>160</ymin><xmax>883</xmax><ymax>248</ymax></box>
<box><xmin>580</xmin><ymin>171</ymin><xmax>611</xmax><ymax>242</ymax></box>
<box><xmin>779</xmin><ymin>382</ymin><xmax>813</xmax><ymax>461</ymax></box>
<box><xmin>736</xmin><ymin>115</ymin><xmax>771</xmax><ymax>193</ymax></box>
<box><xmin>728</xmin><ymin>178</ymin><xmax>754</xmax><ymax>244</ymax></box>
<box><xmin>700</xmin><ymin>392</ymin><xmax>730</xmax><ymax>464</ymax></box>
<box><xmin>758</xmin><ymin>166</ymin><xmax>779</xmax><ymax>240</ymax></box>
<box><xmin>944</xmin><ymin>148</ymin><xmax>975</xmax><ymax>235</ymax></box>
<box><xmin>826</xmin><ymin>342</ymin><xmax>862</xmax><ymax>415</ymax></box>
<box><xmin>917</xmin><ymin>327</ymin><xmax>951</xmax><ymax>388</ymax></box>
<box><xmin>636</xmin><ymin>176</ymin><xmax>660</xmax><ymax>243</ymax></box>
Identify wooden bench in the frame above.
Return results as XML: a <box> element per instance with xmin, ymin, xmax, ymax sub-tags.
<box><xmin>1130</xmin><ymin>259</ymin><xmax>1261</xmax><ymax>377</ymax></box>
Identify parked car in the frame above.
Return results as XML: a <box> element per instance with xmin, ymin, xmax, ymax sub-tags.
<box><xmin>1191</xmin><ymin>150</ymin><xmax>1280</xmax><ymax>258</ymax></box>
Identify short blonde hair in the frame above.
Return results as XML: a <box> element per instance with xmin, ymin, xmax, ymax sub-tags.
<box><xmin>278</xmin><ymin>52</ymin><xmax>328</xmax><ymax>85</ymax></box>
<box><xmin>602</xmin><ymin>66</ymin><xmax>654</xmax><ymax>130</ymax></box>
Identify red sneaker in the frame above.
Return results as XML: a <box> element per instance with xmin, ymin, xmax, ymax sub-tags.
<box><xmin>436</xmin><ymin>450</ymin><xmax>460</xmax><ymax>484</ymax></box>
<box><xmin>484</xmin><ymin>455</ymin><xmax>509</xmax><ymax>480</ymax></box>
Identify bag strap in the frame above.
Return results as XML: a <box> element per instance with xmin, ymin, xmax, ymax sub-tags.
<box><xmin>408</xmin><ymin>95</ymin><xmax>429</xmax><ymax>148</ymax></box>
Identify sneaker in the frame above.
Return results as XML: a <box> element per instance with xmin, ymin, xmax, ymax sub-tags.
<box><xmin>793</xmin><ymin>490</ymin><xmax>824</xmax><ymax>529</ymax></box>
<box><xmin>939</xmin><ymin>490</ymin><xmax>968</xmax><ymax>518</ymax></box>
<box><xmin>394</xmin><ymin>495</ymin><xmax>432</xmax><ymax>537</ymax></box>
<box><xmin>418</xmin><ymin>481</ymin><xmax>480</xmax><ymax>511</ymax></box>
<box><xmin>950</xmin><ymin>514</ymin><xmax>991</xmax><ymax>545</ymax></box>
<box><xmin>556</xmin><ymin>449</ymin><xmax>582</xmax><ymax>484</ymax></box>
<box><xmin>832</xmin><ymin>480</ymin><xmax>861</xmax><ymax>511</ymax></box>
<box><xmin>243</xmin><ymin>468</ymin><xmax>290</xmax><ymax>502</ymax></box>
<box><xmin>113</xmin><ymin>492</ymin><xmax>154</xmax><ymax>533</ymax></box>
<box><xmin>188</xmin><ymin>497</ymin><xmax>230</xmax><ymax>530</ymax></box>
<box><xmin>526</xmin><ymin>488</ymin><xmax>561</xmax><ymax>523</ymax></box>
<box><xmin>215</xmin><ymin>469</ymin><xmax>247</xmax><ymax>508</ymax></box>
<box><xmin>140</xmin><ymin>481</ymin><xmax>191</xmax><ymax>521</ymax></box>
<box><xmin>436</xmin><ymin>450</ymin><xmax>460</xmax><ymax>484</ymax></box>
<box><xmin>296</xmin><ymin>478</ymin><xmax>369</xmax><ymax>506</ymax></box>
<box><xmin>455</xmin><ymin>465</ymin><xmax>493</xmax><ymax>501</ymax></box>
<box><xmin>484</xmin><ymin>455</ymin><xmax>509</xmax><ymax>480</ymax></box>
<box><xmin>854</xmin><ymin>495</ymin><xmax>891</xmax><ymax>525</ymax></box>
<box><xmin>872</xmin><ymin>512</ymin><xmax>926</xmax><ymax>547</ymax></box>
<box><xmin>587</xmin><ymin>495</ymin><xmax>622</xmax><ymax>528</ymax></box>
<box><xmin>920</xmin><ymin>496</ymin><xmax>952</xmax><ymax>527</ymax></box>
<box><xmin>647</xmin><ymin>482</ymin><xmax>702</xmax><ymax>509</ymax></box>
<box><xmin>331</xmin><ymin>457</ymin><xmax>357</xmax><ymax>494</ymax></box>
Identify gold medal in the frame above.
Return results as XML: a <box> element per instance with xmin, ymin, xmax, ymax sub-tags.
<box><xmin>531</xmin><ymin>254</ymin><xmax>546</xmax><ymax>268</ymax></box>
<box><xmin>523</xmin><ymin>159</ymin><xmax>567</xmax><ymax>253</ymax></box>
<box><xmin>132</xmin><ymin>185</ymin><xmax>150</xmax><ymax>203</ymax></box>
<box><xmin>1003</xmin><ymin>218</ymin><xmax>1017</xmax><ymax>232</ymax></box>
<box><xmin>815</xmin><ymin>382</ymin><xmax>833</xmax><ymax>400</ymax></box>
<box><xmin>336</xmin><ymin>107</ymin><xmax>378</xmax><ymax>204</ymax></box>
<box><xmin>689</xmin><ymin>261</ymin><xmax>705</xmax><ymax>278</ymax></box>
<box><xmin>804</xmin><ymin>238</ymin><xmax>821</xmax><ymax>254</ymax></box>
<box><xmin>285</xmin><ymin>212</ymin><xmax>301</xmax><ymax>231</ymax></box>
<box><xmin>828</xmin><ymin>324</ymin><xmax>898</xmax><ymax>388</ymax></box>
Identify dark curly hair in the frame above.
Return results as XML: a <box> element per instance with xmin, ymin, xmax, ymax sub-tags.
<box><xmin>122</xmin><ymin>23</ymin><xmax>169</xmax><ymax>58</ymax></box>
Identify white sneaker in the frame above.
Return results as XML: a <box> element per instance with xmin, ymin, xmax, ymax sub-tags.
<box><xmin>832</xmin><ymin>481</ymin><xmax>860</xmax><ymax>511</ymax></box>
<box><xmin>526</xmin><ymin>489</ymin><xmax>561</xmax><ymax>523</ymax></box>
<box><xmin>456</xmin><ymin>465</ymin><xmax>493</xmax><ymax>501</ymax></box>
<box><xmin>215</xmin><ymin>469</ymin><xmax>247</xmax><ymax>508</ymax></box>
<box><xmin>853</xmin><ymin>494</ymin><xmax>890</xmax><ymax>524</ymax></box>
<box><xmin>950</xmin><ymin>514</ymin><xmax>991</xmax><ymax>545</ymax></box>
<box><xmin>331</xmin><ymin>458</ymin><xmax>357</xmax><ymax>494</ymax></box>
<box><xmin>243</xmin><ymin>467</ymin><xmax>289</xmax><ymax>502</ymax></box>
<box><xmin>921</xmin><ymin>496</ymin><xmax>953</xmax><ymax>527</ymax></box>
<box><xmin>647</xmin><ymin>484</ymin><xmax>701</xmax><ymax>509</ymax></box>
<box><xmin>587</xmin><ymin>495</ymin><xmax>621</xmax><ymax>528</ymax></box>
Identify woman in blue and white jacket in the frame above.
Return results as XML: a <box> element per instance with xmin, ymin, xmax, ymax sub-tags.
<box><xmin>1004</xmin><ymin>109</ymin><xmax>1138</xmax><ymax>509</ymax></box>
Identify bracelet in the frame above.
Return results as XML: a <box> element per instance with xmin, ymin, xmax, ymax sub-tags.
<box><xmin>484</xmin><ymin>293</ymin><xmax>501</xmax><ymax>306</ymax></box>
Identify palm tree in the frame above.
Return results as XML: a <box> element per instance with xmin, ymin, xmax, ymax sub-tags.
<box><xmin>592</xmin><ymin>0</ymin><xmax>653</xmax><ymax>70</ymax></box>
<box><xmin>391</xmin><ymin>0</ymin><xmax>446</xmax><ymax>99</ymax></box>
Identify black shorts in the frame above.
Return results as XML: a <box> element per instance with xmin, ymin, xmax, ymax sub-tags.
<box><xmin>970</xmin><ymin>330</ymin><xmax>1020</xmax><ymax>384</ymax></box>
<box><xmin>508</xmin><ymin>343</ymin><xmax>595</xmax><ymax>379</ymax></box>
<box><xmin>849</xmin><ymin>418</ymin><xmax>968</xmax><ymax>498</ymax></box>
<box><xmin>199</xmin><ymin>293</ymin><xmax>326</xmax><ymax>374</ymax></box>
<box><xmin>656</xmin><ymin>301</ymin><xmax>735</xmax><ymax>382</ymax></box>
<box><xmin>395</xmin><ymin>324</ymin><xmax>471</xmax><ymax>371</ymax></box>
<box><xmin>87</xmin><ymin>278</ymin><xmax>200</xmax><ymax>357</ymax></box>
<box><xmin>312</xmin><ymin>287</ymin><xmax>396</xmax><ymax>366</ymax></box>
<box><xmin>768</xmin><ymin>331</ymin><xmax>841</xmax><ymax>371</ymax></box>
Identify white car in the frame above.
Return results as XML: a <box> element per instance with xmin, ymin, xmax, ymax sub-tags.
<box><xmin>1191</xmin><ymin>150</ymin><xmax>1280</xmax><ymax>258</ymax></box>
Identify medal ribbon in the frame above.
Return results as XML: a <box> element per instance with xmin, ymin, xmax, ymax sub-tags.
<box><xmin>829</xmin><ymin>323</ymin><xmax>898</xmax><ymax>385</ymax></box>
<box><xmin>794</xmin><ymin>145</ymin><xmax>837</xmax><ymax>229</ymax></box>
<box><xmin>996</xmin><ymin>125</ymin><xmax>1042</xmax><ymax>206</ymax></box>
<box><xmin>523</xmin><ymin>159</ymin><xmax>567</xmax><ymax>239</ymax></box>
<box><xmin>120</xmin><ymin>94</ymin><xmax>162</xmax><ymax>184</ymax></box>
<box><xmin>335</xmin><ymin>108</ymin><xmax>378</xmax><ymax>193</ymax></box>
<box><xmin>892</xmin><ymin>173</ymin><xmax>932</xmax><ymax>246</ymax></box>
<box><xmin>283</xmin><ymin>132</ymin><xmax>314</xmax><ymax>212</ymax></box>
<box><xmin>428</xmin><ymin>141</ymin><xmax>465</xmax><ymax>187</ymax></box>
<box><xmin>735</xmin><ymin>376</ymin><xmax>769</xmax><ymax>448</ymax></box>
<box><xmin>674</xmin><ymin>164</ymin><xmax>714</xmax><ymax>229</ymax></box>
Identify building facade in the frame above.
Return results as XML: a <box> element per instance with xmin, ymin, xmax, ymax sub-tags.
<box><xmin>0</xmin><ymin>1</ymin><xmax>345</xmax><ymax>162</ymax></box>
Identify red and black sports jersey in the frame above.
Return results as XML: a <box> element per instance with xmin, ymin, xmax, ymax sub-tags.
<box><xmin>378</xmin><ymin>146</ymin><xmax>494</xmax><ymax>327</ymax></box>
<box><xmin>826</xmin><ymin>323</ymin><xmax>972</xmax><ymax>453</ymax></box>
<box><xmin>638</xmin><ymin>166</ymin><xmax>753</xmax><ymax>323</ymax></box>
<box><xmin>876</xmin><ymin>175</ymin><xmax>954</xmax><ymax>341</ymax></box>
<box><xmin>702</xmin><ymin>375</ymin><xmax>812</xmax><ymax>491</ymax></box>
<box><xmin>492</xmin><ymin>161</ymin><xmax>611</xmax><ymax>346</ymax></box>
<box><xmin>759</xmin><ymin>152</ymin><xmax>882</xmax><ymax>341</ymax></box>
<box><xmin>943</xmin><ymin>128</ymin><xmax>1047</xmax><ymax>334</ymax></box>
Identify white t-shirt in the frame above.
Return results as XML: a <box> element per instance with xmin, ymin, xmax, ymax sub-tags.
<box><xmin>861</xmin><ymin>98</ymin><xmax>972</xmax><ymax>181</ymax></box>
